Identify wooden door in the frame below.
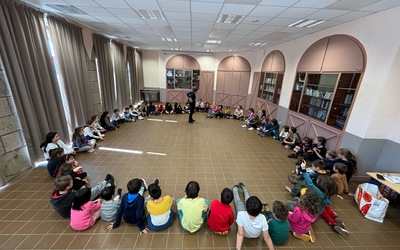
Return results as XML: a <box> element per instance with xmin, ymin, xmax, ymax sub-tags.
<box><xmin>198</xmin><ymin>71</ymin><xmax>214</xmax><ymax>103</ymax></box>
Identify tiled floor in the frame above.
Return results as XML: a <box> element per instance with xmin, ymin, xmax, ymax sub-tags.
<box><xmin>0</xmin><ymin>112</ymin><xmax>400</xmax><ymax>249</ymax></box>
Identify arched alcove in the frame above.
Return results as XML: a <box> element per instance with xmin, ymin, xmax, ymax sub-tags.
<box><xmin>250</xmin><ymin>50</ymin><xmax>285</xmax><ymax>116</ymax></box>
<box><xmin>216</xmin><ymin>56</ymin><xmax>251</xmax><ymax>108</ymax></box>
<box><xmin>287</xmin><ymin>35</ymin><xmax>365</xmax><ymax>150</ymax></box>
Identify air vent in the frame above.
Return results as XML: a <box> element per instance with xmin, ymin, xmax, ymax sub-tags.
<box><xmin>134</xmin><ymin>9</ymin><xmax>166</xmax><ymax>20</ymax></box>
<box><xmin>46</xmin><ymin>5</ymin><xmax>87</xmax><ymax>15</ymax></box>
<box><xmin>216</xmin><ymin>14</ymin><xmax>245</xmax><ymax>24</ymax></box>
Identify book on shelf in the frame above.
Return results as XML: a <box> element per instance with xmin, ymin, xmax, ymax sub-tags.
<box><xmin>323</xmin><ymin>91</ymin><xmax>333</xmax><ymax>100</ymax></box>
<box><xmin>341</xmin><ymin>107</ymin><xmax>349</xmax><ymax>117</ymax></box>
<box><xmin>344</xmin><ymin>94</ymin><xmax>354</xmax><ymax>104</ymax></box>
<box><xmin>335</xmin><ymin>118</ymin><xmax>345</xmax><ymax>128</ymax></box>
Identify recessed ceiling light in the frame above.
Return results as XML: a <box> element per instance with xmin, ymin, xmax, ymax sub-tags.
<box><xmin>204</xmin><ymin>50</ymin><xmax>212</xmax><ymax>52</ymax></box>
<box><xmin>46</xmin><ymin>4</ymin><xmax>87</xmax><ymax>15</ymax></box>
<box><xmin>288</xmin><ymin>19</ymin><xmax>326</xmax><ymax>28</ymax></box>
<box><xmin>171</xmin><ymin>48</ymin><xmax>182</xmax><ymax>51</ymax></box>
<box><xmin>206</xmin><ymin>40</ymin><xmax>222</xmax><ymax>44</ymax></box>
<box><xmin>249</xmin><ymin>42</ymin><xmax>267</xmax><ymax>46</ymax></box>
<box><xmin>216</xmin><ymin>14</ymin><xmax>245</xmax><ymax>24</ymax></box>
<box><xmin>134</xmin><ymin>9</ymin><xmax>165</xmax><ymax>20</ymax></box>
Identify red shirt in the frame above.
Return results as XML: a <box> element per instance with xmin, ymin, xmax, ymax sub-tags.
<box><xmin>207</xmin><ymin>200</ymin><xmax>234</xmax><ymax>232</ymax></box>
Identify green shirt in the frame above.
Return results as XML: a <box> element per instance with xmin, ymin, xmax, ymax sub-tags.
<box><xmin>268</xmin><ymin>217</ymin><xmax>290</xmax><ymax>245</ymax></box>
<box><xmin>177</xmin><ymin>197</ymin><xmax>208</xmax><ymax>233</ymax></box>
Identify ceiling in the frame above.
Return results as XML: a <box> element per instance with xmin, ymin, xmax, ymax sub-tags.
<box><xmin>21</xmin><ymin>0</ymin><xmax>400</xmax><ymax>52</ymax></box>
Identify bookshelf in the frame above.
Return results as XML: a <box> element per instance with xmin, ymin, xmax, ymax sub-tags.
<box><xmin>257</xmin><ymin>72</ymin><xmax>283</xmax><ymax>104</ymax></box>
<box><xmin>166</xmin><ymin>68</ymin><xmax>200</xmax><ymax>89</ymax></box>
<box><xmin>289</xmin><ymin>73</ymin><xmax>306</xmax><ymax>112</ymax></box>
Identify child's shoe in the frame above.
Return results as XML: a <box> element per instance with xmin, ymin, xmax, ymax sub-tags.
<box><xmin>284</xmin><ymin>145</ymin><xmax>291</xmax><ymax>149</ymax></box>
<box><xmin>241</xmin><ymin>124</ymin><xmax>247</xmax><ymax>128</ymax></box>
<box><xmin>333</xmin><ymin>225</ymin><xmax>349</xmax><ymax>236</ymax></box>
<box><xmin>141</xmin><ymin>178</ymin><xmax>148</xmax><ymax>191</ymax></box>
<box><xmin>105</xmin><ymin>173</ymin><xmax>112</xmax><ymax>182</ymax></box>
<box><xmin>309</xmin><ymin>227</ymin><xmax>316</xmax><ymax>243</ymax></box>
<box><xmin>334</xmin><ymin>217</ymin><xmax>346</xmax><ymax>228</ymax></box>
<box><xmin>107</xmin><ymin>176</ymin><xmax>115</xmax><ymax>187</ymax></box>
<box><xmin>117</xmin><ymin>188</ymin><xmax>122</xmax><ymax>197</ymax></box>
<box><xmin>293</xmin><ymin>232</ymin><xmax>310</xmax><ymax>241</ymax></box>
<box><xmin>262</xmin><ymin>202</ymin><xmax>269</xmax><ymax>212</ymax></box>
<box><xmin>288</xmin><ymin>153</ymin><xmax>297</xmax><ymax>158</ymax></box>
<box><xmin>248</xmin><ymin>127</ymin><xmax>254</xmax><ymax>131</ymax></box>
<box><xmin>238</xmin><ymin>182</ymin><xmax>246</xmax><ymax>190</ymax></box>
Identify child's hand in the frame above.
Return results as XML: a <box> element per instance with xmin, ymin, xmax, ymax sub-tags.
<box><xmin>73</xmin><ymin>166</ymin><xmax>82</xmax><ymax>172</ymax></box>
<box><xmin>107</xmin><ymin>223</ymin><xmax>114</xmax><ymax>231</ymax></box>
<box><xmin>300</xmin><ymin>160</ymin><xmax>306</xmax><ymax>169</ymax></box>
<box><xmin>140</xmin><ymin>228</ymin><xmax>149</xmax><ymax>235</ymax></box>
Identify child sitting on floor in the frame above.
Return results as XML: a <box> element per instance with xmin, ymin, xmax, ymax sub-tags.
<box><xmin>177</xmin><ymin>181</ymin><xmax>209</xmax><ymax>233</ymax></box>
<box><xmin>330</xmin><ymin>163</ymin><xmax>353</xmax><ymax>199</ymax></box>
<box><xmin>207</xmin><ymin>188</ymin><xmax>234</xmax><ymax>235</ymax></box>
<box><xmin>146</xmin><ymin>179</ymin><xmax>174</xmax><ymax>231</ymax></box>
<box><xmin>70</xmin><ymin>188</ymin><xmax>101</xmax><ymax>231</ymax></box>
<box><xmin>264</xmin><ymin>200</ymin><xmax>290</xmax><ymax>245</ymax></box>
<box><xmin>100</xmin><ymin>186</ymin><xmax>121</xmax><ymax>222</ymax></box>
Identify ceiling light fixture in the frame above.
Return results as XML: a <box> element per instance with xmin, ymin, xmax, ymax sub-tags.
<box><xmin>216</xmin><ymin>14</ymin><xmax>245</xmax><ymax>24</ymax></box>
<box><xmin>249</xmin><ymin>42</ymin><xmax>267</xmax><ymax>46</ymax></box>
<box><xmin>204</xmin><ymin>50</ymin><xmax>212</xmax><ymax>52</ymax></box>
<box><xmin>134</xmin><ymin>9</ymin><xmax>165</xmax><ymax>20</ymax></box>
<box><xmin>288</xmin><ymin>19</ymin><xmax>326</xmax><ymax>28</ymax></box>
<box><xmin>206</xmin><ymin>40</ymin><xmax>222</xmax><ymax>44</ymax></box>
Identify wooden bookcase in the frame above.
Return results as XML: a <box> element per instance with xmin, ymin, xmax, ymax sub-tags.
<box><xmin>258</xmin><ymin>72</ymin><xmax>283</xmax><ymax>105</ymax></box>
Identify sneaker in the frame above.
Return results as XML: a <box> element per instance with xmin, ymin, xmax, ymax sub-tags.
<box><xmin>334</xmin><ymin>217</ymin><xmax>346</xmax><ymax>228</ymax></box>
<box><xmin>241</xmin><ymin>125</ymin><xmax>247</xmax><ymax>128</ymax></box>
<box><xmin>107</xmin><ymin>176</ymin><xmax>115</xmax><ymax>187</ymax></box>
<box><xmin>238</xmin><ymin>182</ymin><xmax>245</xmax><ymax>190</ymax></box>
<box><xmin>105</xmin><ymin>173</ymin><xmax>112</xmax><ymax>182</ymax></box>
<box><xmin>293</xmin><ymin>232</ymin><xmax>310</xmax><ymax>242</ymax></box>
<box><xmin>141</xmin><ymin>178</ymin><xmax>148</xmax><ymax>191</ymax></box>
<box><xmin>256</xmin><ymin>127</ymin><xmax>261</xmax><ymax>131</ymax></box>
<box><xmin>262</xmin><ymin>202</ymin><xmax>269</xmax><ymax>212</ymax></box>
<box><xmin>248</xmin><ymin>127</ymin><xmax>254</xmax><ymax>131</ymax></box>
<box><xmin>154</xmin><ymin>178</ymin><xmax>159</xmax><ymax>185</ymax></box>
<box><xmin>288</xmin><ymin>153</ymin><xmax>298</xmax><ymax>158</ymax></box>
<box><xmin>333</xmin><ymin>225</ymin><xmax>349</xmax><ymax>236</ymax></box>
<box><xmin>232</xmin><ymin>184</ymin><xmax>239</xmax><ymax>191</ymax></box>
<box><xmin>117</xmin><ymin>188</ymin><xmax>122</xmax><ymax>197</ymax></box>
<box><xmin>309</xmin><ymin>227</ymin><xmax>316</xmax><ymax>243</ymax></box>
<box><xmin>284</xmin><ymin>145</ymin><xmax>291</xmax><ymax>149</ymax></box>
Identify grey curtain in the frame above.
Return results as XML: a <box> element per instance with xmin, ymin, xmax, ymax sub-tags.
<box><xmin>92</xmin><ymin>34</ymin><xmax>115</xmax><ymax>112</ymax></box>
<box><xmin>112</xmin><ymin>41</ymin><xmax>130</xmax><ymax>108</ymax></box>
<box><xmin>127</xmin><ymin>47</ymin><xmax>144</xmax><ymax>104</ymax></box>
<box><xmin>0</xmin><ymin>0</ymin><xmax>69</xmax><ymax>162</ymax></box>
<box><xmin>47</xmin><ymin>16</ymin><xmax>94</xmax><ymax>127</ymax></box>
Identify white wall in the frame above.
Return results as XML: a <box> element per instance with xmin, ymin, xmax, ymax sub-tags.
<box><xmin>141</xmin><ymin>6</ymin><xmax>400</xmax><ymax>142</ymax></box>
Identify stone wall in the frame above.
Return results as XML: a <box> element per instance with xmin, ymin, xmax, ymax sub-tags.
<box><xmin>0</xmin><ymin>60</ymin><xmax>32</xmax><ymax>184</ymax></box>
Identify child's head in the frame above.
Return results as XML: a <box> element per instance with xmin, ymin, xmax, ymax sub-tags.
<box><xmin>148</xmin><ymin>182</ymin><xmax>162</xmax><ymax>199</ymax></box>
<box><xmin>303</xmin><ymin>137</ymin><xmax>312</xmax><ymax>145</ymax></box>
<box><xmin>311</xmin><ymin>160</ymin><xmax>325</xmax><ymax>171</ymax></box>
<box><xmin>124</xmin><ymin>107</ymin><xmax>129</xmax><ymax>112</ymax></box>
<box><xmin>333</xmin><ymin>163</ymin><xmax>347</xmax><ymax>174</ymax></box>
<box><xmin>54</xmin><ymin>175</ymin><xmax>72</xmax><ymax>191</ymax></box>
<box><xmin>283</xmin><ymin>125</ymin><xmax>289</xmax><ymax>132</ymax></box>
<box><xmin>59</xmin><ymin>163</ymin><xmax>74</xmax><ymax>176</ymax></box>
<box><xmin>65</xmin><ymin>154</ymin><xmax>75</xmax><ymax>164</ymax></box>
<box><xmin>249</xmin><ymin>108</ymin><xmax>254</xmax><ymax>113</ymax></box>
<box><xmin>261</xmin><ymin>110</ymin><xmax>266</xmax><ymax>117</ymax></box>
<box><xmin>298</xmin><ymin>189</ymin><xmax>320</xmax><ymax>216</ymax></box>
<box><xmin>326</xmin><ymin>150</ymin><xmax>337</xmax><ymax>159</ymax></box>
<box><xmin>49</xmin><ymin>148</ymin><xmax>64</xmax><ymax>159</ymax></box>
<box><xmin>288</xmin><ymin>173</ymin><xmax>300</xmax><ymax>185</ymax></box>
<box><xmin>90</xmin><ymin>115</ymin><xmax>99</xmax><ymax>123</ymax></box>
<box><xmin>314</xmin><ymin>136</ymin><xmax>326</xmax><ymax>146</ymax></box>
<box><xmin>272</xmin><ymin>200</ymin><xmax>289</xmax><ymax>221</ymax></box>
<box><xmin>185</xmin><ymin>181</ymin><xmax>200</xmax><ymax>198</ymax></box>
<box><xmin>72</xmin><ymin>188</ymin><xmax>91</xmax><ymax>211</ymax></box>
<box><xmin>127</xmin><ymin>178</ymin><xmax>142</xmax><ymax>194</ymax></box>
<box><xmin>220</xmin><ymin>188</ymin><xmax>233</xmax><ymax>205</ymax></box>
<box><xmin>100</xmin><ymin>186</ymin><xmax>115</xmax><ymax>201</ymax></box>
<box><xmin>245</xmin><ymin>196</ymin><xmax>262</xmax><ymax>217</ymax></box>
<box><xmin>102</xmin><ymin>111</ymin><xmax>110</xmax><ymax>117</ymax></box>
<box><xmin>290</xmin><ymin>127</ymin><xmax>297</xmax><ymax>133</ymax></box>
<box><xmin>271</xmin><ymin>118</ymin><xmax>278</xmax><ymax>125</ymax></box>
<box><xmin>316</xmin><ymin>175</ymin><xmax>337</xmax><ymax>198</ymax></box>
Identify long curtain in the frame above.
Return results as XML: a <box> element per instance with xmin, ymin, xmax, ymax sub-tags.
<box><xmin>92</xmin><ymin>34</ymin><xmax>115</xmax><ymax>112</ymax></box>
<box><xmin>127</xmin><ymin>47</ymin><xmax>144</xmax><ymax>104</ymax></box>
<box><xmin>0</xmin><ymin>0</ymin><xmax>69</xmax><ymax>162</ymax></box>
<box><xmin>112</xmin><ymin>41</ymin><xmax>130</xmax><ymax>108</ymax></box>
<box><xmin>47</xmin><ymin>16</ymin><xmax>94</xmax><ymax>127</ymax></box>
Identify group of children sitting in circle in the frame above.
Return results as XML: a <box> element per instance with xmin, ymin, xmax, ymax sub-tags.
<box><xmin>40</xmin><ymin>100</ymin><xmax>358</xmax><ymax>249</ymax></box>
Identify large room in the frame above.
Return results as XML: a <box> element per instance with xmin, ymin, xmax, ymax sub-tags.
<box><xmin>0</xmin><ymin>0</ymin><xmax>400</xmax><ymax>249</ymax></box>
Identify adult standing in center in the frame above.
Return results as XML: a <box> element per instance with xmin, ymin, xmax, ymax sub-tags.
<box><xmin>187</xmin><ymin>87</ymin><xmax>198</xmax><ymax>123</ymax></box>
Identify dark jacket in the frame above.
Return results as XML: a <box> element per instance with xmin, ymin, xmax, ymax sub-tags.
<box><xmin>47</xmin><ymin>157</ymin><xmax>64</xmax><ymax>177</ymax></box>
<box><xmin>50</xmin><ymin>190</ymin><xmax>75</xmax><ymax>218</ymax></box>
<box><xmin>113</xmin><ymin>193</ymin><xmax>145</xmax><ymax>231</ymax></box>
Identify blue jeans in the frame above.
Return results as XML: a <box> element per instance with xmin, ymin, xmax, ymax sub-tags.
<box><xmin>146</xmin><ymin>209</ymin><xmax>173</xmax><ymax>231</ymax></box>
<box><xmin>177</xmin><ymin>198</ymin><xmax>210</xmax><ymax>233</ymax></box>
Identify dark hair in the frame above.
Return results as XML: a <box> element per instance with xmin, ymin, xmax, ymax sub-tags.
<box><xmin>54</xmin><ymin>175</ymin><xmax>72</xmax><ymax>191</ymax></box>
<box><xmin>72</xmin><ymin>126</ymin><xmax>83</xmax><ymax>141</ymax></box>
<box><xmin>283</xmin><ymin>125</ymin><xmax>289</xmax><ymax>132</ymax></box>
<box><xmin>261</xmin><ymin>110</ymin><xmax>266</xmax><ymax>117</ymax></box>
<box><xmin>148</xmin><ymin>183</ymin><xmax>162</xmax><ymax>199</ymax></box>
<box><xmin>49</xmin><ymin>148</ymin><xmax>64</xmax><ymax>159</ymax></box>
<box><xmin>185</xmin><ymin>181</ymin><xmax>200</xmax><ymax>198</ymax></box>
<box><xmin>312</xmin><ymin>159</ymin><xmax>325</xmax><ymax>170</ymax></box>
<box><xmin>316</xmin><ymin>175</ymin><xmax>336</xmax><ymax>198</ymax></box>
<box><xmin>334</xmin><ymin>163</ymin><xmax>348</xmax><ymax>174</ymax></box>
<box><xmin>288</xmin><ymin>173</ymin><xmax>300</xmax><ymax>185</ymax></box>
<box><xmin>40</xmin><ymin>132</ymin><xmax>57</xmax><ymax>151</ymax></box>
<box><xmin>339</xmin><ymin>148</ymin><xmax>358</xmax><ymax>174</ymax></box>
<box><xmin>303</xmin><ymin>137</ymin><xmax>312</xmax><ymax>145</ymax></box>
<box><xmin>127</xmin><ymin>178</ymin><xmax>142</xmax><ymax>194</ymax></box>
<box><xmin>316</xmin><ymin>136</ymin><xmax>326</xmax><ymax>146</ymax></box>
<box><xmin>90</xmin><ymin>115</ymin><xmax>98</xmax><ymax>122</ymax></box>
<box><xmin>326</xmin><ymin>150</ymin><xmax>337</xmax><ymax>158</ymax></box>
<box><xmin>271</xmin><ymin>118</ymin><xmax>278</xmax><ymax>125</ymax></box>
<box><xmin>249</xmin><ymin>108</ymin><xmax>254</xmax><ymax>113</ymax></box>
<box><xmin>114</xmin><ymin>109</ymin><xmax>119</xmax><ymax>113</ymax></box>
<box><xmin>72</xmin><ymin>188</ymin><xmax>91</xmax><ymax>211</ymax></box>
<box><xmin>245</xmin><ymin>196</ymin><xmax>262</xmax><ymax>217</ymax></box>
<box><xmin>272</xmin><ymin>200</ymin><xmax>289</xmax><ymax>221</ymax></box>
<box><xmin>297</xmin><ymin>189</ymin><xmax>320</xmax><ymax>216</ymax></box>
<box><xmin>101</xmin><ymin>186</ymin><xmax>115</xmax><ymax>201</ymax></box>
<box><xmin>239</xmin><ymin>105</ymin><xmax>242</xmax><ymax>109</ymax></box>
<box><xmin>59</xmin><ymin>163</ymin><xmax>74</xmax><ymax>176</ymax></box>
<box><xmin>220</xmin><ymin>188</ymin><xmax>233</xmax><ymax>205</ymax></box>
<box><xmin>291</xmin><ymin>127</ymin><xmax>297</xmax><ymax>133</ymax></box>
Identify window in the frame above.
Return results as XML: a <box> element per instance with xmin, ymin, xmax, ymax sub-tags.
<box><xmin>289</xmin><ymin>72</ymin><xmax>360</xmax><ymax>130</ymax></box>
<box><xmin>166</xmin><ymin>69</ymin><xmax>200</xmax><ymax>89</ymax></box>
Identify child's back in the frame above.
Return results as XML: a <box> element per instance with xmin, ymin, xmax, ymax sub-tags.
<box><xmin>267</xmin><ymin>201</ymin><xmax>290</xmax><ymax>245</ymax></box>
<box><xmin>287</xmin><ymin>189</ymin><xmax>319</xmax><ymax>235</ymax></box>
<box><xmin>207</xmin><ymin>188</ymin><xmax>234</xmax><ymax>234</ymax></box>
<box><xmin>100</xmin><ymin>186</ymin><xmax>120</xmax><ymax>222</ymax></box>
<box><xmin>146</xmin><ymin>180</ymin><xmax>174</xmax><ymax>231</ymax></box>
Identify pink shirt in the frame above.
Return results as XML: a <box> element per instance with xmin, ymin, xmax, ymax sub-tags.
<box><xmin>70</xmin><ymin>201</ymin><xmax>101</xmax><ymax>231</ymax></box>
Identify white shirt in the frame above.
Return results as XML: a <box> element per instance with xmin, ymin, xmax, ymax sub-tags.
<box><xmin>84</xmin><ymin>126</ymin><xmax>100</xmax><ymax>139</ymax></box>
<box><xmin>44</xmin><ymin>140</ymin><xmax>74</xmax><ymax>159</ymax></box>
<box><xmin>234</xmin><ymin>108</ymin><xmax>243</xmax><ymax>117</ymax></box>
<box><xmin>236</xmin><ymin>211</ymin><xmax>268</xmax><ymax>238</ymax></box>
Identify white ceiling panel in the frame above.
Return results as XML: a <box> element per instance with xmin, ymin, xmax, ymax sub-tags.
<box><xmin>158</xmin><ymin>0</ymin><xmax>190</xmax><ymax>12</ymax></box>
<box><xmin>191</xmin><ymin>21</ymin><xmax>214</xmax><ymax>28</ymax></box>
<box><xmin>168</xmin><ymin>20</ymin><xmax>191</xmax><ymax>28</ymax></box>
<box><xmin>258</xmin><ymin>0</ymin><xmax>299</xmax><ymax>7</ymax></box>
<box><xmin>76</xmin><ymin>6</ymin><xmax>115</xmax><ymax>17</ymax></box>
<box><xmin>332</xmin><ymin>11</ymin><xmax>372</xmax><ymax>22</ymax></box>
<box><xmin>93</xmin><ymin>0</ymin><xmax>130</xmax><ymax>8</ymax></box>
<box><xmin>125</xmin><ymin>0</ymin><xmax>160</xmax><ymax>10</ymax></box>
<box><xmin>255</xmin><ymin>25</ymin><xmax>283</xmax><ymax>32</ymax></box>
<box><xmin>221</xmin><ymin>4</ymin><xmax>256</xmax><ymax>15</ymax></box>
<box><xmin>294</xmin><ymin>0</ymin><xmax>337</xmax><ymax>8</ymax></box>
<box><xmin>191</xmin><ymin>2</ymin><xmax>223</xmax><ymax>14</ymax></box>
<box><xmin>164</xmin><ymin>11</ymin><xmax>191</xmax><ymax>21</ymax></box>
<box><xmin>64</xmin><ymin>0</ymin><xmax>100</xmax><ymax>7</ymax></box>
<box><xmin>107</xmin><ymin>8</ymin><xmax>138</xmax><ymax>18</ymax></box>
<box><xmin>213</xmin><ymin>23</ymin><xmax>238</xmax><ymax>29</ymax></box>
<box><xmin>144</xmin><ymin>19</ymin><xmax>169</xmax><ymax>27</ymax></box>
<box><xmin>278</xmin><ymin>7</ymin><xmax>319</xmax><ymax>18</ymax></box>
<box><xmin>192</xmin><ymin>13</ymin><xmax>219</xmax><ymax>22</ymax></box>
<box><xmin>209</xmin><ymin>28</ymin><xmax>233</xmax><ymax>38</ymax></box>
<box><xmin>97</xmin><ymin>16</ymin><xmax>125</xmax><ymax>23</ymax></box>
<box><xmin>235</xmin><ymin>23</ymin><xmax>263</xmax><ymax>30</ymax></box>
<box><xmin>248</xmin><ymin>6</ymin><xmax>288</xmax><ymax>17</ymax></box>
<box><xmin>326</xmin><ymin>0</ymin><xmax>381</xmax><ymax>11</ymax></box>
<box><xmin>171</xmin><ymin>26</ymin><xmax>192</xmax><ymax>32</ymax></box>
<box><xmin>229</xmin><ymin>29</ymin><xmax>253</xmax><ymax>35</ymax></box>
<box><xmin>360</xmin><ymin>0</ymin><xmax>400</xmax><ymax>11</ymax></box>
<box><xmin>266</xmin><ymin>18</ymin><xmax>298</xmax><ymax>26</ymax></box>
<box><xmin>306</xmin><ymin>9</ymin><xmax>350</xmax><ymax>20</ymax></box>
<box><xmin>241</xmin><ymin>16</ymin><xmax>271</xmax><ymax>25</ymax></box>
<box><xmin>119</xmin><ymin>18</ymin><xmax>147</xmax><ymax>25</ymax></box>
<box><xmin>191</xmin><ymin>0</ymin><xmax>225</xmax><ymax>2</ymax></box>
